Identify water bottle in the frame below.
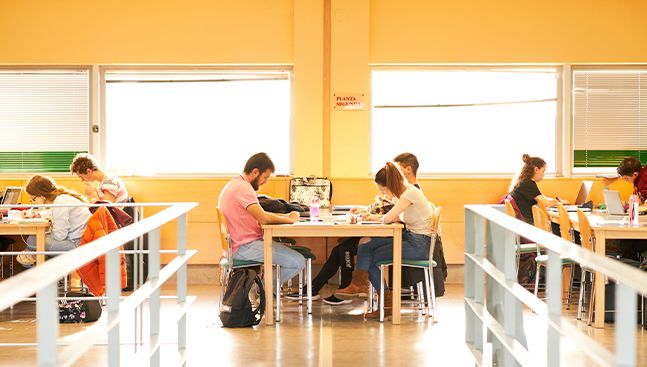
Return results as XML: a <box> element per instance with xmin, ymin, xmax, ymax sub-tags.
<box><xmin>628</xmin><ymin>194</ymin><xmax>639</xmax><ymax>225</ymax></box>
<box><xmin>309</xmin><ymin>197</ymin><xmax>320</xmax><ymax>222</ymax></box>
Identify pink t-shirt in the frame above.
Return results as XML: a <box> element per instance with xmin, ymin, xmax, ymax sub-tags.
<box><xmin>218</xmin><ymin>175</ymin><xmax>262</xmax><ymax>252</ymax></box>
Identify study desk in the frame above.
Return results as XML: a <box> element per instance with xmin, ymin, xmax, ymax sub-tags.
<box><xmin>549</xmin><ymin>211</ymin><xmax>647</xmax><ymax>328</ymax></box>
<box><xmin>261</xmin><ymin>221</ymin><xmax>404</xmax><ymax>325</ymax></box>
<box><xmin>0</xmin><ymin>222</ymin><xmax>49</xmax><ymax>264</ymax></box>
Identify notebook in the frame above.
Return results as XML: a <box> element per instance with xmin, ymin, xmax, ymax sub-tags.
<box><xmin>602</xmin><ymin>190</ymin><xmax>626</xmax><ymax>216</ymax></box>
<box><xmin>1</xmin><ymin>186</ymin><xmax>22</xmax><ymax>206</ymax></box>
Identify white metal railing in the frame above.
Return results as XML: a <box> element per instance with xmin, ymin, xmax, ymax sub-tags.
<box><xmin>464</xmin><ymin>204</ymin><xmax>647</xmax><ymax>367</ymax></box>
<box><xmin>0</xmin><ymin>201</ymin><xmax>198</xmax><ymax>367</ymax></box>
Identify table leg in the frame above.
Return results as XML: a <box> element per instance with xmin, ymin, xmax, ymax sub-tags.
<box><xmin>594</xmin><ymin>231</ymin><xmax>606</xmax><ymax>328</ymax></box>
<box><xmin>392</xmin><ymin>228</ymin><xmax>402</xmax><ymax>325</ymax></box>
<box><xmin>36</xmin><ymin>227</ymin><xmax>46</xmax><ymax>265</ymax></box>
<box><xmin>264</xmin><ymin>230</ymin><xmax>274</xmax><ymax>325</ymax></box>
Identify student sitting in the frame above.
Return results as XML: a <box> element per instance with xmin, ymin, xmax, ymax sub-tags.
<box><xmin>70</xmin><ymin>153</ymin><xmax>129</xmax><ymax>203</ymax></box>
<box><xmin>509</xmin><ymin>154</ymin><xmax>559</xmax><ymax>224</ymax></box>
<box><xmin>617</xmin><ymin>157</ymin><xmax>647</xmax><ymax>202</ymax></box>
<box><xmin>357</xmin><ymin>162</ymin><xmax>432</xmax><ymax>319</ymax></box>
<box><xmin>17</xmin><ymin>175</ymin><xmax>91</xmax><ymax>267</ymax></box>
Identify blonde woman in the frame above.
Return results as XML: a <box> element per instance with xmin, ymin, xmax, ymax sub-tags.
<box><xmin>17</xmin><ymin>175</ymin><xmax>91</xmax><ymax>267</ymax></box>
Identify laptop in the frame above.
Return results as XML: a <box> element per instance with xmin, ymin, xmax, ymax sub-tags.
<box><xmin>602</xmin><ymin>190</ymin><xmax>626</xmax><ymax>216</ymax></box>
<box><xmin>548</xmin><ymin>181</ymin><xmax>593</xmax><ymax>212</ymax></box>
<box><xmin>1</xmin><ymin>186</ymin><xmax>22</xmax><ymax>206</ymax></box>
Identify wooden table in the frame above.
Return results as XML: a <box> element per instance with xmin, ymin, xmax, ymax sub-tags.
<box><xmin>0</xmin><ymin>222</ymin><xmax>49</xmax><ymax>264</ymax></box>
<box><xmin>261</xmin><ymin>221</ymin><xmax>404</xmax><ymax>325</ymax></box>
<box><xmin>549</xmin><ymin>211</ymin><xmax>647</xmax><ymax>328</ymax></box>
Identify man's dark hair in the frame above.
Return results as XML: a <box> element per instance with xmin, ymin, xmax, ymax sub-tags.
<box><xmin>617</xmin><ymin>157</ymin><xmax>642</xmax><ymax>176</ymax></box>
<box><xmin>243</xmin><ymin>152</ymin><xmax>275</xmax><ymax>174</ymax></box>
<box><xmin>393</xmin><ymin>152</ymin><xmax>419</xmax><ymax>176</ymax></box>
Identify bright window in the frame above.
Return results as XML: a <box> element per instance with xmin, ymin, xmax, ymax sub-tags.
<box><xmin>371</xmin><ymin>68</ymin><xmax>559</xmax><ymax>175</ymax></box>
<box><xmin>103</xmin><ymin>70</ymin><xmax>291</xmax><ymax>175</ymax></box>
<box><xmin>0</xmin><ymin>69</ymin><xmax>89</xmax><ymax>172</ymax></box>
<box><xmin>572</xmin><ymin>69</ymin><xmax>647</xmax><ymax>173</ymax></box>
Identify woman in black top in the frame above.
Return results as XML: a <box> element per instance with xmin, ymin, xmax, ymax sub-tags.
<box><xmin>510</xmin><ymin>154</ymin><xmax>559</xmax><ymax>224</ymax></box>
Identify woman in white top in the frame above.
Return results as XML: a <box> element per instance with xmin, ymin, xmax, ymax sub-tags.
<box><xmin>357</xmin><ymin>162</ymin><xmax>433</xmax><ymax>318</ymax></box>
<box><xmin>17</xmin><ymin>175</ymin><xmax>91</xmax><ymax>267</ymax></box>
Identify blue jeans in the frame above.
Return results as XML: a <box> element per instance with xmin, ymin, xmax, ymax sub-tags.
<box><xmin>234</xmin><ymin>239</ymin><xmax>306</xmax><ymax>288</ymax></box>
<box><xmin>357</xmin><ymin>231</ymin><xmax>431</xmax><ymax>291</ymax></box>
<box><xmin>26</xmin><ymin>235</ymin><xmax>79</xmax><ymax>253</ymax></box>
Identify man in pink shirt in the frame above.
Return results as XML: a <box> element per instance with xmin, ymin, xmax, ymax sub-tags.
<box><xmin>218</xmin><ymin>152</ymin><xmax>305</xmax><ymax>288</ymax></box>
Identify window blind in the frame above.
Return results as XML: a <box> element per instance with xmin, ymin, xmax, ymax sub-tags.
<box><xmin>573</xmin><ymin>70</ymin><xmax>647</xmax><ymax>167</ymax></box>
<box><xmin>0</xmin><ymin>69</ymin><xmax>89</xmax><ymax>172</ymax></box>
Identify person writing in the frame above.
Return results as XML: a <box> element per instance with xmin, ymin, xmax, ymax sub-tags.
<box><xmin>509</xmin><ymin>154</ymin><xmax>560</xmax><ymax>224</ymax></box>
<box><xmin>356</xmin><ymin>162</ymin><xmax>432</xmax><ymax>319</ymax></box>
<box><xmin>617</xmin><ymin>157</ymin><xmax>647</xmax><ymax>202</ymax></box>
<box><xmin>70</xmin><ymin>153</ymin><xmax>129</xmax><ymax>203</ymax></box>
<box><xmin>218</xmin><ymin>152</ymin><xmax>305</xmax><ymax>290</ymax></box>
<box><xmin>16</xmin><ymin>175</ymin><xmax>91</xmax><ymax>267</ymax></box>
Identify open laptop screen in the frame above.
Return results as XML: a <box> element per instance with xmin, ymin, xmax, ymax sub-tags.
<box><xmin>602</xmin><ymin>190</ymin><xmax>626</xmax><ymax>216</ymax></box>
<box><xmin>1</xmin><ymin>187</ymin><xmax>22</xmax><ymax>206</ymax></box>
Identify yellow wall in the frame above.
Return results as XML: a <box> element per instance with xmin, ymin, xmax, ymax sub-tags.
<box><xmin>1</xmin><ymin>1</ymin><xmax>646</xmax><ymax>265</ymax></box>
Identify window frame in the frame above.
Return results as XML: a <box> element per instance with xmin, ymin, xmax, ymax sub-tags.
<box><xmin>369</xmin><ymin>65</ymin><xmax>565</xmax><ymax>177</ymax></box>
<box><xmin>98</xmin><ymin>65</ymin><xmax>295</xmax><ymax>177</ymax></box>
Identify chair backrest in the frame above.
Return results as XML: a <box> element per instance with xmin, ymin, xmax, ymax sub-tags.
<box><xmin>532</xmin><ymin>205</ymin><xmax>551</xmax><ymax>232</ymax></box>
<box><xmin>216</xmin><ymin>208</ymin><xmax>231</xmax><ymax>254</ymax></box>
<box><xmin>556</xmin><ymin>203</ymin><xmax>573</xmax><ymax>241</ymax></box>
<box><xmin>535</xmin><ymin>200</ymin><xmax>548</xmax><ymax>217</ymax></box>
<box><xmin>504</xmin><ymin>200</ymin><xmax>516</xmax><ymax>217</ymax></box>
<box><xmin>428</xmin><ymin>206</ymin><xmax>442</xmax><ymax>260</ymax></box>
<box><xmin>576</xmin><ymin>209</ymin><xmax>595</xmax><ymax>252</ymax></box>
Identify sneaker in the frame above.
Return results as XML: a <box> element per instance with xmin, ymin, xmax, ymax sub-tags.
<box><xmin>323</xmin><ymin>295</ymin><xmax>352</xmax><ymax>305</ymax></box>
<box><xmin>285</xmin><ymin>291</ymin><xmax>320</xmax><ymax>301</ymax></box>
<box><xmin>17</xmin><ymin>251</ymin><xmax>36</xmax><ymax>267</ymax></box>
<box><xmin>336</xmin><ymin>283</ymin><xmax>368</xmax><ymax>297</ymax></box>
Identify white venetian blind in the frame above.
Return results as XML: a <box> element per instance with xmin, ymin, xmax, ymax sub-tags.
<box><xmin>0</xmin><ymin>69</ymin><xmax>89</xmax><ymax>172</ymax></box>
<box><xmin>573</xmin><ymin>70</ymin><xmax>647</xmax><ymax>167</ymax></box>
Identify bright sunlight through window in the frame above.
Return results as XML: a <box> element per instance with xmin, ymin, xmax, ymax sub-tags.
<box><xmin>371</xmin><ymin>69</ymin><xmax>559</xmax><ymax>175</ymax></box>
<box><xmin>104</xmin><ymin>70</ymin><xmax>291</xmax><ymax>175</ymax></box>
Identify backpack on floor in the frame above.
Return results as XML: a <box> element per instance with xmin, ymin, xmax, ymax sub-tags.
<box><xmin>517</xmin><ymin>253</ymin><xmax>537</xmax><ymax>288</ymax></box>
<box><xmin>59</xmin><ymin>291</ymin><xmax>102</xmax><ymax>323</ymax></box>
<box><xmin>220</xmin><ymin>268</ymin><xmax>265</xmax><ymax>328</ymax></box>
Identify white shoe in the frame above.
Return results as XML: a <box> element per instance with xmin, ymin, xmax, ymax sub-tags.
<box><xmin>17</xmin><ymin>251</ymin><xmax>36</xmax><ymax>267</ymax></box>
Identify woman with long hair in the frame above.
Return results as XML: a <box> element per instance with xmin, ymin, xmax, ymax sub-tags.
<box><xmin>356</xmin><ymin>162</ymin><xmax>433</xmax><ymax>319</ymax></box>
<box><xmin>509</xmin><ymin>154</ymin><xmax>559</xmax><ymax>224</ymax></box>
<box><xmin>17</xmin><ymin>175</ymin><xmax>91</xmax><ymax>266</ymax></box>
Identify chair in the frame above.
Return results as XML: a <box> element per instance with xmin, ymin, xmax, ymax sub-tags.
<box><xmin>371</xmin><ymin>205</ymin><xmax>441</xmax><ymax>322</ymax></box>
<box><xmin>273</xmin><ymin>236</ymin><xmax>316</xmax><ymax>314</ymax></box>
<box><xmin>504</xmin><ymin>200</ymin><xmax>541</xmax><ymax>276</ymax></box>
<box><xmin>532</xmin><ymin>204</ymin><xmax>576</xmax><ymax>308</ymax></box>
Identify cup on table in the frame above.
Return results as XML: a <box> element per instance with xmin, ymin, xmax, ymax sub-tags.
<box><xmin>346</xmin><ymin>212</ymin><xmax>358</xmax><ymax>224</ymax></box>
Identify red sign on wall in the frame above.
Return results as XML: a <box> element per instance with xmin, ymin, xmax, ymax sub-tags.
<box><xmin>333</xmin><ymin>93</ymin><xmax>365</xmax><ymax>111</ymax></box>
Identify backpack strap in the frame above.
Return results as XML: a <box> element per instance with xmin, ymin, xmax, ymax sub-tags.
<box><xmin>252</xmin><ymin>271</ymin><xmax>265</xmax><ymax>326</ymax></box>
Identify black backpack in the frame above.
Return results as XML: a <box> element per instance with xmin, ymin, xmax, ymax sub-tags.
<box><xmin>59</xmin><ymin>291</ymin><xmax>103</xmax><ymax>323</ymax></box>
<box><xmin>220</xmin><ymin>268</ymin><xmax>265</xmax><ymax>328</ymax></box>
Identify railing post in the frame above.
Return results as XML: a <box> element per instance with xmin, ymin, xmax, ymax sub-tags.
<box><xmin>489</xmin><ymin>221</ymin><xmax>524</xmax><ymax>367</ymax></box>
<box><xmin>546</xmin><ymin>249</ymin><xmax>561</xmax><ymax>367</ymax></box>
<box><xmin>106</xmin><ymin>246</ymin><xmax>121</xmax><ymax>366</ymax></box>
<box><xmin>615</xmin><ymin>282</ymin><xmax>637</xmax><ymax>366</ymax></box>
<box><xmin>464</xmin><ymin>208</ymin><xmax>485</xmax><ymax>360</ymax></box>
<box><xmin>37</xmin><ymin>282</ymin><xmax>58</xmax><ymax>367</ymax></box>
<box><xmin>177</xmin><ymin>213</ymin><xmax>188</xmax><ymax>366</ymax></box>
<box><xmin>149</xmin><ymin>227</ymin><xmax>161</xmax><ymax>366</ymax></box>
